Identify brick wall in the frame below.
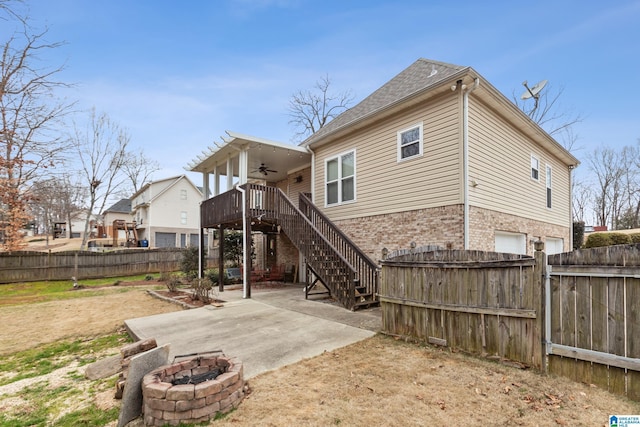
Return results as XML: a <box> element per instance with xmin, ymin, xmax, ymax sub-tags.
<box><xmin>333</xmin><ymin>204</ymin><xmax>570</xmax><ymax>260</ymax></box>
<box><xmin>469</xmin><ymin>206</ymin><xmax>570</xmax><ymax>255</ymax></box>
<box><xmin>334</xmin><ymin>205</ymin><xmax>465</xmax><ymax>261</ymax></box>
<box><xmin>277</xmin><ymin>232</ymin><xmax>298</xmax><ymax>270</ymax></box>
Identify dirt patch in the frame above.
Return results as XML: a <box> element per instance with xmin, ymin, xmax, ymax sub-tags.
<box><xmin>0</xmin><ymin>287</ymin><xmax>181</xmax><ymax>355</ymax></box>
<box><xmin>214</xmin><ymin>335</ymin><xmax>640</xmax><ymax>426</ymax></box>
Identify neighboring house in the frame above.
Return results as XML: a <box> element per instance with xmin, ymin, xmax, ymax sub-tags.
<box><xmin>189</xmin><ymin>58</ymin><xmax>579</xmax><ymax>309</ymax></box>
<box><xmin>68</xmin><ymin>210</ymin><xmax>100</xmax><ymax>239</ymax></box>
<box><xmin>130</xmin><ymin>175</ymin><xmax>205</xmax><ymax>248</ymax></box>
<box><xmin>102</xmin><ymin>199</ymin><xmax>134</xmax><ymax>240</ymax></box>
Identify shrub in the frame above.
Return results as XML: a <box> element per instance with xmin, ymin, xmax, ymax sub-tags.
<box><xmin>630</xmin><ymin>233</ymin><xmax>640</xmax><ymax>244</ymax></box>
<box><xmin>192</xmin><ymin>277</ymin><xmax>213</xmax><ymax>303</ymax></box>
<box><xmin>166</xmin><ymin>274</ymin><xmax>181</xmax><ymax>293</ymax></box>
<box><xmin>609</xmin><ymin>232</ymin><xmax>631</xmax><ymax>245</ymax></box>
<box><xmin>180</xmin><ymin>246</ymin><xmax>201</xmax><ymax>281</ymax></box>
<box><xmin>206</xmin><ymin>269</ymin><xmax>219</xmax><ymax>284</ymax></box>
<box><xmin>144</xmin><ymin>274</ymin><xmax>154</xmax><ymax>281</ymax></box>
<box><xmin>584</xmin><ymin>233</ymin><xmax>612</xmax><ymax>248</ymax></box>
<box><xmin>158</xmin><ymin>271</ymin><xmax>172</xmax><ymax>282</ymax></box>
<box><xmin>573</xmin><ymin>221</ymin><xmax>585</xmax><ymax>249</ymax></box>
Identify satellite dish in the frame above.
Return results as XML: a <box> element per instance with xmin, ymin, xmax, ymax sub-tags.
<box><xmin>521</xmin><ymin>79</ymin><xmax>548</xmax><ymax>100</ymax></box>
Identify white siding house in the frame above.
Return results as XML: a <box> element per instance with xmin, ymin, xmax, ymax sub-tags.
<box><xmin>130</xmin><ymin>175</ymin><xmax>204</xmax><ymax>248</ymax></box>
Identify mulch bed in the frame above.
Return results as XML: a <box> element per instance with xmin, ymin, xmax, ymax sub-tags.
<box><xmin>153</xmin><ymin>290</ymin><xmax>224</xmax><ymax>308</ymax></box>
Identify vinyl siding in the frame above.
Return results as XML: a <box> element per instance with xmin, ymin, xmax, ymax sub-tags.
<box><xmin>314</xmin><ymin>94</ymin><xmax>461</xmax><ymax>220</ymax></box>
<box><xmin>276</xmin><ymin>167</ymin><xmax>311</xmax><ymax>208</ymax></box>
<box><xmin>467</xmin><ymin>99</ymin><xmax>571</xmax><ymax>226</ymax></box>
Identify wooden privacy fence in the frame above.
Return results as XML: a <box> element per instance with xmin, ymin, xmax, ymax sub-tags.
<box><xmin>547</xmin><ymin>245</ymin><xmax>640</xmax><ymax>401</ymax></box>
<box><xmin>380</xmin><ymin>243</ymin><xmax>640</xmax><ymax>402</ymax></box>
<box><xmin>0</xmin><ymin>249</ymin><xmax>185</xmax><ymax>283</ymax></box>
<box><xmin>380</xmin><ymin>247</ymin><xmax>544</xmax><ymax>369</ymax></box>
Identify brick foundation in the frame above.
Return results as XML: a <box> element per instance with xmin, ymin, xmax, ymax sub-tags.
<box><xmin>334</xmin><ymin>204</ymin><xmax>570</xmax><ymax>259</ymax></box>
<box><xmin>142</xmin><ymin>356</ymin><xmax>244</xmax><ymax>426</ymax></box>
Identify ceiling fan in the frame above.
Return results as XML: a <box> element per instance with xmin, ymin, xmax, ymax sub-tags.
<box><xmin>253</xmin><ymin>163</ymin><xmax>278</xmax><ymax>176</ymax></box>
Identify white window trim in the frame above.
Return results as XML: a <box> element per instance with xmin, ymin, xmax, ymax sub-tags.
<box><xmin>397</xmin><ymin>123</ymin><xmax>424</xmax><ymax>162</ymax></box>
<box><xmin>546</xmin><ymin>165</ymin><xmax>552</xmax><ymax>209</ymax></box>
<box><xmin>180</xmin><ymin>211</ymin><xmax>187</xmax><ymax>225</ymax></box>
<box><xmin>325</xmin><ymin>149</ymin><xmax>357</xmax><ymax>207</ymax></box>
<box><xmin>531</xmin><ymin>155</ymin><xmax>540</xmax><ymax>181</ymax></box>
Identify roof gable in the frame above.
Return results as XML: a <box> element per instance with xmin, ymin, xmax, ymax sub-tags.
<box><xmin>302</xmin><ymin>58</ymin><xmax>467</xmax><ymax>147</ymax></box>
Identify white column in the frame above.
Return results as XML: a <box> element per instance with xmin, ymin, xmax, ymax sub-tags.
<box><xmin>238</xmin><ymin>149</ymin><xmax>248</xmax><ymax>185</ymax></box>
<box><xmin>213</xmin><ymin>164</ymin><xmax>220</xmax><ymax>196</ymax></box>
<box><xmin>226</xmin><ymin>157</ymin><xmax>234</xmax><ymax>191</ymax></box>
<box><xmin>201</xmin><ymin>172</ymin><xmax>210</xmax><ymax>200</ymax></box>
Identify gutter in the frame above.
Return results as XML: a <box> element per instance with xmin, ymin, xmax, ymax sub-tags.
<box><xmin>462</xmin><ymin>78</ymin><xmax>480</xmax><ymax>250</ymax></box>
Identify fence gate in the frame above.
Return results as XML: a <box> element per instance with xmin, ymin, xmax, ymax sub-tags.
<box><xmin>546</xmin><ymin>248</ymin><xmax>640</xmax><ymax>401</ymax></box>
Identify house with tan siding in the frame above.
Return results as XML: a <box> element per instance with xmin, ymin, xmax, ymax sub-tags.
<box><xmin>190</xmin><ymin>58</ymin><xmax>578</xmax><ymax>309</ymax></box>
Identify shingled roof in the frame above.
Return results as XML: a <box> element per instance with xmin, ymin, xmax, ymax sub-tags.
<box><xmin>103</xmin><ymin>198</ymin><xmax>132</xmax><ymax>214</ymax></box>
<box><xmin>301</xmin><ymin>58</ymin><xmax>468</xmax><ymax>147</ymax></box>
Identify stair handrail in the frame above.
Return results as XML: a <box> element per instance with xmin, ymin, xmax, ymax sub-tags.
<box><xmin>298</xmin><ymin>192</ymin><xmax>379</xmax><ymax>300</ymax></box>
<box><xmin>263</xmin><ymin>185</ymin><xmax>358</xmax><ymax>308</ymax></box>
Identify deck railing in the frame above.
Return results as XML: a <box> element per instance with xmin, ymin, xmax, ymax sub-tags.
<box><xmin>299</xmin><ymin>192</ymin><xmax>379</xmax><ymax>305</ymax></box>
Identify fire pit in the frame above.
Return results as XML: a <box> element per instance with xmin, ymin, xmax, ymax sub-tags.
<box><xmin>141</xmin><ymin>354</ymin><xmax>244</xmax><ymax>426</ymax></box>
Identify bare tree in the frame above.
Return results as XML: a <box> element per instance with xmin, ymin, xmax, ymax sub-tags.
<box><xmin>72</xmin><ymin>109</ymin><xmax>131</xmax><ymax>249</ymax></box>
<box><xmin>30</xmin><ymin>174</ymin><xmax>85</xmax><ymax>244</ymax></box>
<box><xmin>571</xmin><ymin>176</ymin><xmax>592</xmax><ymax>223</ymax></box>
<box><xmin>288</xmin><ymin>74</ymin><xmax>354</xmax><ymax>142</ymax></box>
<box><xmin>514</xmin><ymin>83</ymin><xmax>582</xmax><ymax>152</ymax></box>
<box><xmin>120</xmin><ymin>148</ymin><xmax>160</xmax><ymax>194</ymax></box>
<box><xmin>0</xmin><ymin>3</ymin><xmax>73</xmax><ymax>250</ymax></box>
<box><xmin>588</xmin><ymin>147</ymin><xmax>625</xmax><ymax>229</ymax></box>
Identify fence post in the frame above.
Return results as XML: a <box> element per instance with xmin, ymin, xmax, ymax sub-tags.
<box><xmin>533</xmin><ymin>240</ymin><xmax>547</xmax><ymax>372</ymax></box>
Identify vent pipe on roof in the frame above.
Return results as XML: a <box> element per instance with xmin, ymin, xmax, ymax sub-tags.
<box><xmin>463</xmin><ymin>78</ymin><xmax>480</xmax><ymax>250</ymax></box>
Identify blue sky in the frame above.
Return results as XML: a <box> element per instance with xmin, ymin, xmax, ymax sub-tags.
<box><xmin>8</xmin><ymin>0</ymin><xmax>640</xmax><ymax>186</ymax></box>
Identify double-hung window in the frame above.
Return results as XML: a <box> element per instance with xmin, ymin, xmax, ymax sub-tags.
<box><xmin>326</xmin><ymin>150</ymin><xmax>355</xmax><ymax>206</ymax></box>
<box><xmin>546</xmin><ymin>165</ymin><xmax>552</xmax><ymax>208</ymax></box>
<box><xmin>397</xmin><ymin>123</ymin><xmax>423</xmax><ymax>161</ymax></box>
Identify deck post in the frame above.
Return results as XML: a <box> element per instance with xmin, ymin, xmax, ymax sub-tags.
<box><xmin>218</xmin><ymin>226</ymin><xmax>225</xmax><ymax>292</ymax></box>
<box><xmin>534</xmin><ymin>240</ymin><xmax>547</xmax><ymax>372</ymax></box>
<box><xmin>244</xmin><ymin>186</ymin><xmax>252</xmax><ymax>298</ymax></box>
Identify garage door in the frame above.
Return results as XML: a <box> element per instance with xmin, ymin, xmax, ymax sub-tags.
<box><xmin>495</xmin><ymin>231</ymin><xmax>526</xmax><ymax>255</ymax></box>
<box><xmin>155</xmin><ymin>232</ymin><xmax>176</xmax><ymax>248</ymax></box>
<box><xmin>545</xmin><ymin>237</ymin><xmax>564</xmax><ymax>255</ymax></box>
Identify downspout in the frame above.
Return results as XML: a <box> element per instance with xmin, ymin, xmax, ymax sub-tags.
<box><xmin>462</xmin><ymin>78</ymin><xmax>480</xmax><ymax>250</ymax></box>
<box><xmin>569</xmin><ymin>165</ymin><xmax>575</xmax><ymax>250</ymax></box>
<box><xmin>236</xmin><ymin>185</ymin><xmax>249</xmax><ymax>299</ymax></box>
<box><xmin>306</xmin><ymin>145</ymin><xmax>316</xmax><ymax>204</ymax></box>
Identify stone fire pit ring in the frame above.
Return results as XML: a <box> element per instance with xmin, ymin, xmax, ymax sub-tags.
<box><xmin>141</xmin><ymin>354</ymin><xmax>244</xmax><ymax>426</ymax></box>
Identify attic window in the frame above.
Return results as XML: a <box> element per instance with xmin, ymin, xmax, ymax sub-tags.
<box><xmin>180</xmin><ymin>189</ymin><xmax>187</xmax><ymax>200</ymax></box>
<box><xmin>397</xmin><ymin>123</ymin><xmax>423</xmax><ymax>161</ymax></box>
